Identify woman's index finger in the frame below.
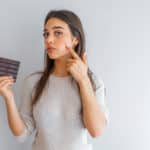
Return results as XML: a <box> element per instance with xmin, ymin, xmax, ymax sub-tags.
<box><xmin>66</xmin><ymin>46</ymin><xmax>80</xmax><ymax>59</ymax></box>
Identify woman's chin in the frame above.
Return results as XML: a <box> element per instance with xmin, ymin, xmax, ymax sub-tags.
<box><xmin>47</xmin><ymin>53</ymin><xmax>57</xmax><ymax>59</ymax></box>
<box><xmin>47</xmin><ymin>52</ymin><xmax>69</xmax><ymax>60</ymax></box>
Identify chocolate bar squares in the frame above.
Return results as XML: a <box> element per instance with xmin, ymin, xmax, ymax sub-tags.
<box><xmin>0</xmin><ymin>57</ymin><xmax>20</xmax><ymax>82</ymax></box>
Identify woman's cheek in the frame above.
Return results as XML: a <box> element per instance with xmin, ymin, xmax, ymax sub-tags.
<box><xmin>58</xmin><ymin>39</ymin><xmax>70</xmax><ymax>51</ymax></box>
<box><xmin>64</xmin><ymin>40</ymin><xmax>73</xmax><ymax>49</ymax></box>
<box><xmin>56</xmin><ymin>42</ymin><xmax>65</xmax><ymax>52</ymax></box>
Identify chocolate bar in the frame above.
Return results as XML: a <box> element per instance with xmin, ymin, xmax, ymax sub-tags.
<box><xmin>0</xmin><ymin>57</ymin><xmax>20</xmax><ymax>82</ymax></box>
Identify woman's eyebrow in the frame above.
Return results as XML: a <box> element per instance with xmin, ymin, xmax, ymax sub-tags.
<box><xmin>52</xmin><ymin>26</ymin><xmax>64</xmax><ymax>29</ymax></box>
<box><xmin>44</xmin><ymin>26</ymin><xmax>64</xmax><ymax>31</ymax></box>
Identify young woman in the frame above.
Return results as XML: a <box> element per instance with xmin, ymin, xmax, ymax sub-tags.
<box><xmin>0</xmin><ymin>9</ymin><xmax>109</xmax><ymax>150</ymax></box>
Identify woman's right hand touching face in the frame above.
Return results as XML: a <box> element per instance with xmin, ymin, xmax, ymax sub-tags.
<box><xmin>0</xmin><ymin>76</ymin><xmax>15</xmax><ymax>100</ymax></box>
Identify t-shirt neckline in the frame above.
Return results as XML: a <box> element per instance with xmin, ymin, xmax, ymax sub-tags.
<box><xmin>50</xmin><ymin>73</ymin><xmax>72</xmax><ymax>79</ymax></box>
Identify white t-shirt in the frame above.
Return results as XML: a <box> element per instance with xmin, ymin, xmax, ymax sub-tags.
<box><xmin>15</xmin><ymin>72</ymin><xmax>109</xmax><ymax>150</ymax></box>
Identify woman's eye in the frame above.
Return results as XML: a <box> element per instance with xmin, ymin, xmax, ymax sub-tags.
<box><xmin>43</xmin><ymin>32</ymin><xmax>49</xmax><ymax>38</ymax></box>
<box><xmin>43</xmin><ymin>31</ymin><xmax>63</xmax><ymax>38</ymax></box>
<box><xmin>55</xmin><ymin>31</ymin><xmax>63</xmax><ymax>37</ymax></box>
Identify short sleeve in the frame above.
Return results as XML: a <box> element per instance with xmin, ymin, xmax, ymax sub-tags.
<box><xmin>14</xmin><ymin>75</ymin><xmax>37</xmax><ymax>142</ymax></box>
<box><xmin>94</xmin><ymin>76</ymin><xmax>110</xmax><ymax>125</ymax></box>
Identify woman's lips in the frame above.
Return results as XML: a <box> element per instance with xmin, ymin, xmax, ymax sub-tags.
<box><xmin>47</xmin><ymin>48</ymin><xmax>56</xmax><ymax>52</ymax></box>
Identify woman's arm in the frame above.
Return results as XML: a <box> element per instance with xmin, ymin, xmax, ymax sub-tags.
<box><xmin>0</xmin><ymin>76</ymin><xmax>26</xmax><ymax>137</ymax></box>
<box><xmin>78</xmin><ymin>76</ymin><xmax>107</xmax><ymax>138</ymax></box>
<box><xmin>1</xmin><ymin>75</ymin><xmax>37</xmax><ymax>142</ymax></box>
<box><xmin>4</xmin><ymin>95</ymin><xmax>26</xmax><ymax>136</ymax></box>
<box><xmin>65</xmin><ymin>46</ymin><xmax>109</xmax><ymax>137</ymax></box>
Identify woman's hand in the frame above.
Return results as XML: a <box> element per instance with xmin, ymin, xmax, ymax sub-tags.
<box><xmin>66</xmin><ymin>46</ymin><xmax>89</xmax><ymax>83</ymax></box>
<box><xmin>0</xmin><ymin>76</ymin><xmax>14</xmax><ymax>100</ymax></box>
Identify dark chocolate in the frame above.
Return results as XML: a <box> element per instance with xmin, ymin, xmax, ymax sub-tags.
<box><xmin>0</xmin><ymin>57</ymin><xmax>20</xmax><ymax>82</ymax></box>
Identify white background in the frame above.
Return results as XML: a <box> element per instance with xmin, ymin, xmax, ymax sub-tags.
<box><xmin>0</xmin><ymin>0</ymin><xmax>150</xmax><ymax>150</ymax></box>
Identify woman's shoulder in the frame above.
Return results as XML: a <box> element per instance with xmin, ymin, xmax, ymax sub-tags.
<box><xmin>89</xmin><ymin>71</ymin><xmax>104</xmax><ymax>91</ymax></box>
<box><xmin>25</xmin><ymin>70</ymin><xmax>43</xmax><ymax>81</ymax></box>
<box><xmin>23</xmin><ymin>70</ymin><xmax>43</xmax><ymax>88</ymax></box>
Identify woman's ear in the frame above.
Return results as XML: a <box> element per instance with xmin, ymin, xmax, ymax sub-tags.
<box><xmin>72</xmin><ymin>37</ymin><xmax>79</xmax><ymax>48</ymax></box>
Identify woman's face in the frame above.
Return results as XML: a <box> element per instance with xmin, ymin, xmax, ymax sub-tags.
<box><xmin>43</xmin><ymin>17</ymin><xmax>78</xmax><ymax>59</ymax></box>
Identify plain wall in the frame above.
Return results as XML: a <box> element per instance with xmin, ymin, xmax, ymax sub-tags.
<box><xmin>0</xmin><ymin>0</ymin><xmax>150</xmax><ymax>150</ymax></box>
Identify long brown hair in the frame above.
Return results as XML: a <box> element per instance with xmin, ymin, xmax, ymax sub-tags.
<box><xmin>30</xmin><ymin>9</ymin><xmax>100</xmax><ymax>107</ymax></box>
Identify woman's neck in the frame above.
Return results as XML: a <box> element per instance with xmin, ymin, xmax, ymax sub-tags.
<box><xmin>52</xmin><ymin>56</ymin><xmax>71</xmax><ymax>77</ymax></box>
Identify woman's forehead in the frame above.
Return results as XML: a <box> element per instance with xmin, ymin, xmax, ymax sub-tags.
<box><xmin>44</xmin><ymin>18</ymin><xmax>68</xmax><ymax>31</ymax></box>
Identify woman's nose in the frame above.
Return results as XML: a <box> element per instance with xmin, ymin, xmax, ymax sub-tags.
<box><xmin>46</xmin><ymin>35</ymin><xmax>54</xmax><ymax>43</ymax></box>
